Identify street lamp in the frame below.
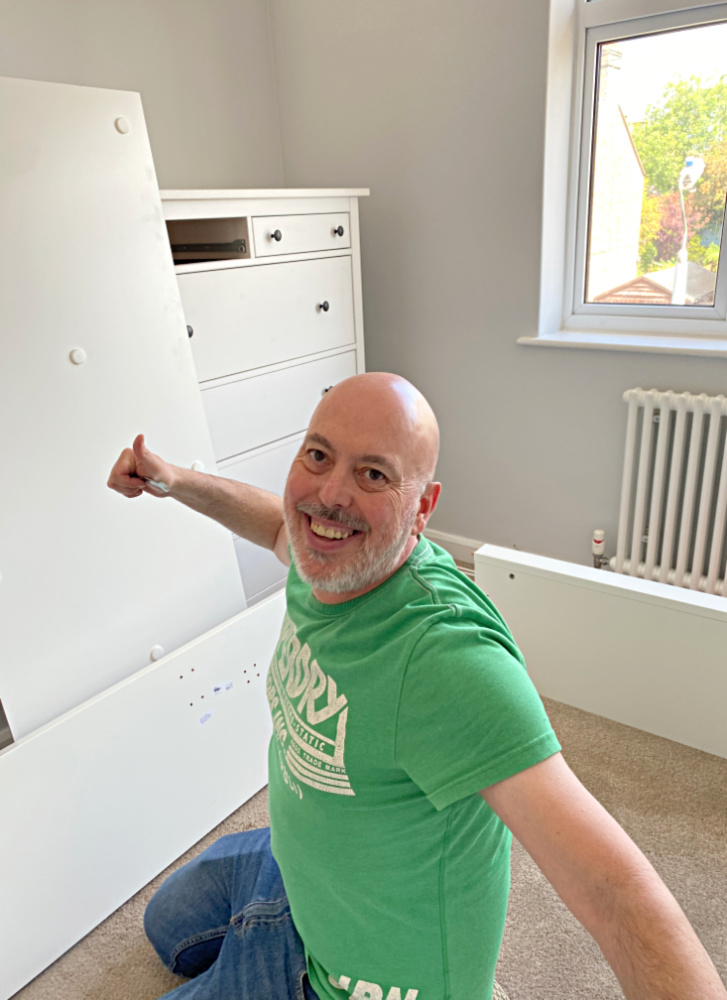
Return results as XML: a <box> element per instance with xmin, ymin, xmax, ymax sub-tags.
<box><xmin>671</xmin><ymin>154</ymin><xmax>705</xmax><ymax>305</ymax></box>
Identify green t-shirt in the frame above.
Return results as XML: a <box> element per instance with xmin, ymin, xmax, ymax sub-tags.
<box><xmin>266</xmin><ymin>537</ymin><xmax>560</xmax><ymax>1000</ymax></box>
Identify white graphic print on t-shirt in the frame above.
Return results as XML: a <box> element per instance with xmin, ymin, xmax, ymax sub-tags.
<box><xmin>329</xmin><ymin>973</ymin><xmax>419</xmax><ymax>1000</ymax></box>
<box><xmin>267</xmin><ymin>614</ymin><xmax>354</xmax><ymax>799</ymax></box>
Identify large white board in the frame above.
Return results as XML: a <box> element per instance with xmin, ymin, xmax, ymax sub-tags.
<box><xmin>475</xmin><ymin>544</ymin><xmax>727</xmax><ymax>758</ymax></box>
<box><xmin>0</xmin><ymin>590</ymin><xmax>284</xmax><ymax>1000</ymax></box>
<box><xmin>0</xmin><ymin>77</ymin><xmax>246</xmax><ymax>738</ymax></box>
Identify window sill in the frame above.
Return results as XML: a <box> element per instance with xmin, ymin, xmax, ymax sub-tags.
<box><xmin>517</xmin><ymin>331</ymin><xmax>727</xmax><ymax>358</ymax></box>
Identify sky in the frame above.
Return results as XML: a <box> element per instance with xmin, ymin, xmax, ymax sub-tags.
<box><xmin>605</xmin><ymin>20</ymin><xmax>727</xmax><ymax>122</ymax></box>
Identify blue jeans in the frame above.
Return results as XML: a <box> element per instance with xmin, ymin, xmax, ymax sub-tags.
<box><xmin>144</xmin><ymin>827</ymin><xmax>319</xmax><ymax>1000</ymax></box>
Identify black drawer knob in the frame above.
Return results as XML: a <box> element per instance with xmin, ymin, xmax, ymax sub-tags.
<box><xmin>333</xmin><ymin>225</ymin><xmax>344</xmax><ymax>237</ymax></box>
<box><xmin>187</xmin><ymin>325</ymin><xmax>194</xmax><ymax>338</ymax></box>
<box><xmin>318</xmin><ymin>301</ymin><xmax>330</xmax><ymax>312</ymax></box>
<box><xmin>271</xmin><ymin>229</ymin><xmax>282</xmax><ymax>242</ymax></box>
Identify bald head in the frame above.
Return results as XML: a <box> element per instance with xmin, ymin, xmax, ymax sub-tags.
<box><xmin>313</xmin><ymin>372</ymin><xmax>440</xmax><ymax>487</ymax></box>
<box><xmin>285</xmin><ymin>372</ymin><xmax>442</xmax><ymax>599</ymax></box>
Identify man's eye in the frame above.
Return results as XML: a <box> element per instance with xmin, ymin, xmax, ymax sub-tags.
<box><xmin>364</xmin><ymin>468</ymin><xmax>386</xmax><ymax>482</ymax></box>
<box><xmin>308</xmin><ymin>449</ymin><xmax>326</xmax><ymax>463</ymax></box>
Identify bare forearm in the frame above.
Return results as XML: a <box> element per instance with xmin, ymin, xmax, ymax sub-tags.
<box><xmin>482</xmin><ymin>756</ymin><xmax>726</xmax><ymax>1000</ymax></box>
<box><xmin>166</xmin><ymin>466</ymin><xmax>285</xmax><ymax>552</ymax></box>
<box><xmin>595</xmin><ymin>869</ymin><xmax>726</xmax><ymax>1000</ymax></box>
<box><xmin>108</xmin><ymin>435</ymin><xmax>289</xmax><ymax>560</ymax></box>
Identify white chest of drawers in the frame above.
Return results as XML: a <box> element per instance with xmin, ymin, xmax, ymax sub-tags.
<box><xmin>161</xmin><ymin>189</ymin><xmax>368</xmax><ymax>605</ymax></box>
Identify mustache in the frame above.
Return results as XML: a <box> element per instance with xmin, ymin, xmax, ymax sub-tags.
<box><xmin>296</xmin><ymin>502</ymin><xmax>370</xmax><ymax>534</ymax></box>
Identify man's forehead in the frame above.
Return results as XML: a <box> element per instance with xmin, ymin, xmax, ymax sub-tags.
<box><xmin>307</xmin><ymin>372</ymin><xmax>439</xmax><ymax>484</ymax></box>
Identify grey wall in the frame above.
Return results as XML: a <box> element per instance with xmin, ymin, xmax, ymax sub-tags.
<box><xmin>269</xmin><ymin>0</ymin><xmax>727</xmax><ymax>565</ymax></box>
<box><xmin>0</xmin><ymin>0</ymin><xmax>283</xmax><ymax>188</ymax></box>
<box><xmin>4</xmin><ymin>1</ymin><xmax>725</xmax><ymax>565</ymax></box>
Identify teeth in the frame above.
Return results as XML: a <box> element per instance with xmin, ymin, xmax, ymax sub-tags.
<box><xmin>310</xmin><ymin>519</ymin><xmax>354</xmax><ymax>540</ymax></box>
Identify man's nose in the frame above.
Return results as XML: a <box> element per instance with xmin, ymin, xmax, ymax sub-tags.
<box><xmin>317</xmin><ymin>467</ymin><xmax>354</xmax><ymax>509</ymax></box>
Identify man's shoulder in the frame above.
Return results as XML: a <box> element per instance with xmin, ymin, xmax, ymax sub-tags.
<box><xmin>402</xmin><ymin>538</ymin><xmax>525</xmax><ymax>661</ymax></box>
<box><xmin>405</xmin><ymin>537</ymin><xmax>487</xmax><ymax>611</ymax></box>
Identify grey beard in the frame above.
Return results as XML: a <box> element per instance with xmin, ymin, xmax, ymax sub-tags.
<box><xmin>285</xmin><ymin>502</ymin><xmax>418</xmax><ymax>595</ymax></box>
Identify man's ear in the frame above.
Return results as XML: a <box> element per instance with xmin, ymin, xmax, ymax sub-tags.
<box><xmin>412</xmin><ymin>481</ymin><xmax>442</xmax><ymax>535</ymax></box>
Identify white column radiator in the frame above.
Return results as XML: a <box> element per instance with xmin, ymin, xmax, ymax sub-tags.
<box><xmin>614</xmin><ymin>388</ymin><xmax>727</xmax><ymax>596</ymax></box>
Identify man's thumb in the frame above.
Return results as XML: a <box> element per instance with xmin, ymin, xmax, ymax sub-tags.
<box><xmin>132</xmin><ymin>433</ymin><xmax>148</xmax><ymax>465</ymax></box>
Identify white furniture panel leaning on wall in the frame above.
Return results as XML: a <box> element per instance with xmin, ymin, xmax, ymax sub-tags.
<box><xmin>161</xmin><ymin>189</ymin><xmax>368</xmax><ymax>604</ymax></box>
<box><xmin>0</xmin><ymin>72</ymin><xmax>368</xmax><ymax>1000</ymax></box>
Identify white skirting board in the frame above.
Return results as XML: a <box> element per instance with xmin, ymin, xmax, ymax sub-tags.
<box><xmin>423</xmin><ymin>529</ymin><xmax>484</xmax><ymax>565</ymax></box>
<box><xmin>475</xmin><ymin>545</ymin><xmax>727</xmax><ymax>759</ymax></box>
<box><xmin>0</xmin><ymin>591</ymin><xmax>285</xmax><ymax>1000</ymax></box>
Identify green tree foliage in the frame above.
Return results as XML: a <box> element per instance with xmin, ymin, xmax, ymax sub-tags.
<box><xmin>631</xmin><ymin>76</ymin><xmax>727</xmax><ymax>195</ymax></box>
<box><xmin>631</xmin><ymin>75</ymin><xmax>727</xmax><ymax>274</ymax></box>
<box><xmin>691</xmin><ymin>137</ymin><xmax>727</xmax><ymax>244</ymax></box>
<box><xmin>637</xmin><ymin>189</ymin><xmax>663</xmax><ymax>274</ymax></box>
<box><xmin>687</xmin><ymin>234</ymin><xmax>721</xmax><ymax>271</ymax></box>
<box><xmin>655</xmin><ymin>191</ymin><xmax>708</xmax><ymax>260</ymax></box>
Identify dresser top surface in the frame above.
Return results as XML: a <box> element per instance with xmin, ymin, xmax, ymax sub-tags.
<box><xmin>160</xmin><ymin>188</ymin><xmax>370</xmax><ymax>201</ymax></box>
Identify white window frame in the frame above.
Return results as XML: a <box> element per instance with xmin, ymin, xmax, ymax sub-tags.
<box><xmin>522</xmin><ymin>0</ymin><xmax>727</xmax><ymax>356</ymax></box>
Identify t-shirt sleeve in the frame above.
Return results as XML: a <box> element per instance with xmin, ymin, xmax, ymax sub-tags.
<box><xmin>395</xmin><ymin>615</ymin><xmax>561</xmax><ymax>810</ymax></box>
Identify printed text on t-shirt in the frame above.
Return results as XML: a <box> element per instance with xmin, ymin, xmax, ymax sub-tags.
<box><xmin>268</xmin><ymin>614</ymin><xmax>354</xmax><ymax>798</ymax></box>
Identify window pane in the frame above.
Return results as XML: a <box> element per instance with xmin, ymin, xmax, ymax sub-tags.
<box><xmin>586</xmin><ymin>23</ymin><xmax>727</xmax><ymax>306</ymax></box>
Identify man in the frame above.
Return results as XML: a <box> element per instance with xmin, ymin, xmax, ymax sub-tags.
<box><xmin>108</xmin><ymin>373</ymin><xmax>726</xmax><ymax>1000</ymax></box>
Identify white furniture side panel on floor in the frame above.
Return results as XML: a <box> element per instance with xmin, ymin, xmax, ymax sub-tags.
<box><xmin>0</xmin><ymin>591</ymin><xmax>285</xmax><ymax>1000</ymax></box>
<box><xmin>0</xmin><ymin>77</ymin><xmax>245</xmax><ymax>739</ymax></box>
<box><xmin>475</xmin><ymin>545</ymin><xmax>727</xmax><ymax>758</ymax></box>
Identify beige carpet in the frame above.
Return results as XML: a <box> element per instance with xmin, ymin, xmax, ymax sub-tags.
<box><xmin>12</xmin><ymin>698</ymin><xmax>727</xmax><ymax>1000</ymax></box>
<box><xmin>497</xmin><ymin>698</ymin><xmax>727</xmax><ymax>1000</ymax></box>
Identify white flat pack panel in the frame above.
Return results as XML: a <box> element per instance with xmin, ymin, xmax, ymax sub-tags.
<box><xmin>0</xmin><ymin>591</ymin><xmax>285</xmax><ymax>1000</ymax></box>
<box><xmin>251</xmin><ymin>212</ymin><xmax>350</xmax><ymax>256</ymax></box>
<box><xmin>219</xmin><ymin>436</ymin><xmax>303</xmax><ymax>601</ymax></box>
<box><xmin>202</xmin><ymin>351</ymin><xmax>357</xmax><ymax>461</ymax></box>
<box><xmin>475</xmin><ymin>544</ymin><xmax>727</xmax><ymax>758</ymax></box>
<box><xmin>0</xmin><ymin>78</ymin><xmax>245</xmax><ymax>738</ymax></box>
<box><xmin>178</xmin><ymin>256</ymin><xmax>355</xmax><ymax>381</ymax></box>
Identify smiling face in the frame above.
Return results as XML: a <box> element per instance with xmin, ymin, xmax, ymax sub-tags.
<box><xmin>283</xmin><ymin>373</ymin><xmax>441</xmax><ymax>603</ymax></box>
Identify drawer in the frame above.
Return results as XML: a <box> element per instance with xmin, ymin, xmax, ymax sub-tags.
<box><xmin>178</xmin><ymin>256</ymin><xmax>355</xmax><ymax>382</ymax></box>
<box><xmin>202</xmin><ymin>351</ymin><xmax>357</xmax><ymax>462</ymax></box>
<box><xmin>220</xmin><ymin>435</ymin><xmax>303</xmax><ymax>502</ymax></box>
<box><xmin>252</xmin><ymin>213</ymin><xmax>350</xmax><ymax>257</ymax></box>
<box><xmin>220</xmin><ymin>436</ymin><xmax>304</xmax><ymax>602</ymax></box>
<box><xmin>233</xmin><ymin>537</ymin><xmax>288</xmax><ymax>606</ymax></box>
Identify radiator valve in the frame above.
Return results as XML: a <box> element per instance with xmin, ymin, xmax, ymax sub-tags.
<box><xmin>592</xmin><ymin>529</ymin><xmax>609</xmax><ymax>569</ymax></box>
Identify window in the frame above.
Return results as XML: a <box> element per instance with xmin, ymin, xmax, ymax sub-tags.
<box><xmin>526</xmin><ymin>0</ymin><xmax>727</xmax><ymax>355</ymax></box>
